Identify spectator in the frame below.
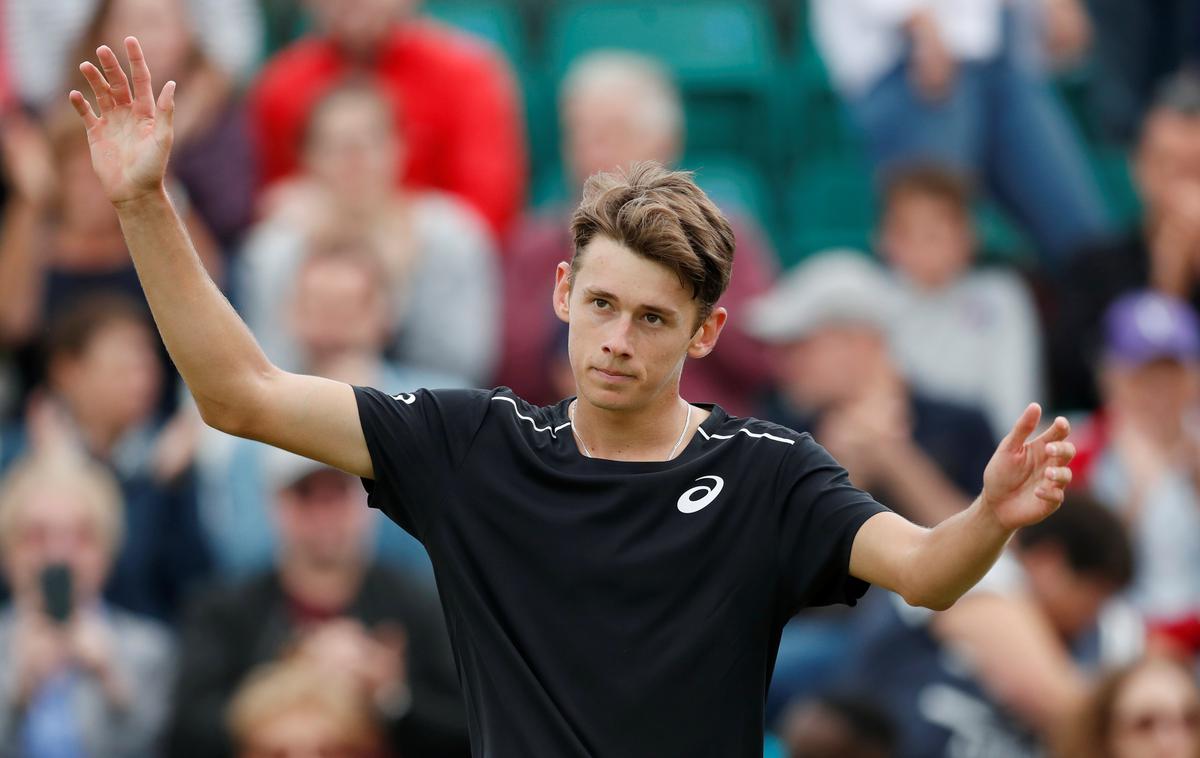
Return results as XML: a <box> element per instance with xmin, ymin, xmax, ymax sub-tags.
<box><xmin>65</xmin><ymin>0</ymin><xmax>257</xmax><ymax>252</ymax></box>
<box><xmin>248</xmin><ymin>0</ymin><xmax>526</xmax><ymax>238</ymax></box>
<box><xmin>239</xmin><ymin>79</ymin><xmax>499</xmax><ymax>384</ymax></box>
<box><xmin>500</xmin><ymin>51</ymin><xmax>776</xmax><ymax>415</ymax></box>
<box><xmin>200</xmin><ymin>242</ymin><xmax>464</xmax><ymax>577</ymax></box>
<box><xmin>0</xmin><ymin>452</ymin><xmax>174</xmax><ymax>757</ymax></box>
<box><xmin>836</xmin><ymin>494</ymin><xmax>1138</xmax><ymax>757</ymax></box>
<box><xmin>747</xmin><ymin>251</ymin><xmax>994</xmax><ymax>527</ymax></box>
<box><xmin>878</xmin><ymin>165</ymin><xmax>1044</xmax><ymax>435</ymax></box>
<box><xmin>0</xmin><ymin>109</ymin><xmax>220</xmax><ymax>348</ymax></box>
<box><xmin>746</xmin><ymin>251</ymin><xmax>995</xmax><ymax>720</ymax></box>
<box><xmin>0</xmin><ymin>295</ymin><xmax>212</xmax><ymax>620</ymax></box>
<box><xmin>3</xmin><ymin>0</ymin><xmax>262</xmax><ymax>112</ymax></box>
<box><xmin>777</xmin><ymin>694</ymin><xmax>898</xmax><ymax>758</ymax></box>
<box><xmin>1056</xmin><ymin>655</ymin><xmax>1200</xmax><ymax>758</ymax></box>
<box><xmin>228</xmin><ymin>661</ymin><xmax>386</xmax><ymax>758</ymax></box>
<box><xmin>169</xmin><ymin>447</ymin><xmax>468</xmax><ymax>758</ymax></box>
<box><xmin>1069</xmin><ymin>291</ymin><xmax>1200</xmax><ymax>654</ymax></box>
<box><xmin>810</xmin><ymin>0</ymin><xmax>1110</xmax><ymax>263</ymax></box>
<box><xmin>1051</xmin><ymin>71</ymin><xmax>1200</xmax><ymax>410</ymax></box>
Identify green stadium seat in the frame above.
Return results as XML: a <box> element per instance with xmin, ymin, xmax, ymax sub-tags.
<box><xmin>784</xmin><ymin>153</ymin><xmax>876</xmax><ymax>267</ymax></box>
<box><xmin>684</xmin><ymin>153</ymin><xmax>773</xmax><ymax>229</ymax></box>
<box><xmin>424</xmin><ymin>0</ymin><xmax>528</xmax><ymax>64</ymax></box>
<box><xmin>545</xmin><ymin>1</ymin><xmax>784</xmax><ymax>164</ymax></box>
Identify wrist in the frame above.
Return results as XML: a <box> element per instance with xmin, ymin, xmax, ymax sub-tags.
<box><xmin>977</xmin><ymin>490</ymin><xmax>1018</xmax><ymax>538</ymax></box>
<box><xmin>112</xmin><ymin>184</ymin><xmax>171</xmax><ymax>215</ymax></box>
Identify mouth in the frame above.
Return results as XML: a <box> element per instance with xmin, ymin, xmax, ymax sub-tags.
<box><xmin>590</xmin><ymin>367</ymin><xmax>636</xmax><ymax>383</ymax></box>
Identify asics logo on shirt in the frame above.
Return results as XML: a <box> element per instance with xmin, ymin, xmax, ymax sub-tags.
<box><xmin>392</xmin><ymin>392</ymin><xmax>416</xmax><ymax>405</ymax></box>
<box><xmin>677</xmin><ymin>476</ymin><xmax>724</xmax><ymax>514</ymax></box>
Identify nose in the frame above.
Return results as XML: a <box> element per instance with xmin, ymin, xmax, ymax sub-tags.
<box><xmin>600</xmin><ymin>315</ymin><xmax>635</xmax><ymax>359</ymax></box>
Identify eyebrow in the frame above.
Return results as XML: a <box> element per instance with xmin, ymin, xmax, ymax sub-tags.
<box><xmin>582</xmin><ymin>287</ymin><xmax>680</xmax><ymax>319</ymax></box>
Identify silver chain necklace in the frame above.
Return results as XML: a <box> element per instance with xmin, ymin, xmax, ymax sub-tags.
<box><xmin>568</xmin><ymin>399</ymin><xmax>693</xmax><ymax>461</ymax></box>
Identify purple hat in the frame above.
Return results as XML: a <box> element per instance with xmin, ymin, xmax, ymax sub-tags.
<box><xmin>1104</xmin><ymin>291</ymin><xmax>1200</xmax><ymax>365</ymax></box>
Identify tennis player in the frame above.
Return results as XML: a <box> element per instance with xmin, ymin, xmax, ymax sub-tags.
<box><xmin>70</xmin><ymin>38</ymin><xmax>1076</xmax><ymax>757</ymax></box>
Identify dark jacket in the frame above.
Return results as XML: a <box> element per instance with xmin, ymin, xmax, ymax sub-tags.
<box><xmin>166</xmin><ymin>563</ymin><xmax>469</xmax><ymax>757</ymax></box>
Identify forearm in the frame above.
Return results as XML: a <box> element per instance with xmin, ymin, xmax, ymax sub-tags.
<box><xmin>898</xmin><ymin>496</ymin><xmax>1013</xmax><ymax>610</ymax></box>
<box><xmin>114</xmin><ymin>186</ymin><xmax>274</xmax><ymax>431</ymax></box>
<box><xmin>0</xmin><ymin>200</ymin><xmax>46</xmax><ymax>343</ymax></box>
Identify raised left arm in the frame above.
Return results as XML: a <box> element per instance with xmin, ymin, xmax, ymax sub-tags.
<box><xmin>849</xmin><ymin>403</ymin><xmax>1075</xmax><ymax>610</ymax></box>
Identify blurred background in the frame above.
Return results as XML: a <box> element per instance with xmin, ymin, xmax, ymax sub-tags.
<box><xmin>1</xmin><ymin>0</ymin><xmax>1200</xmax><ymax>756</ymax></box>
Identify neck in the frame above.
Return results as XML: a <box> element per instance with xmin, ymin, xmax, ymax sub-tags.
<box><xmin>571</xmin><ymin>387</ymin><xmax>702</xmax><ymax>461</ymax></box>
<box><xmin>278</xmin><ymin>553</ymin><xmax>364</xmax><ymax>610</ymax></box>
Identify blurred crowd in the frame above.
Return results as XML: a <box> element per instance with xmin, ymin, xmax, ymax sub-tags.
<box><xmin>0</xmin><ymin>0</ymin><xmax>1199</xmax><ymax>756</ymax></box>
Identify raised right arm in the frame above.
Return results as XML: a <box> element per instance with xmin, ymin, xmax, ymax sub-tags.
<box><xmin>70</xmin><ymin>37</ymin><xmax>373</xmax><ymax>478</ymax></box>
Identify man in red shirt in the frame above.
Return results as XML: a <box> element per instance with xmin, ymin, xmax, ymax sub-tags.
<box><xmin>248</xmin><ymin>0</ymin><xmax>527</xmax><ymax>239</ymax></box>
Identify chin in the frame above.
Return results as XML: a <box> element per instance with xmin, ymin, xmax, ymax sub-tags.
<box><xmin>577</xmin><ymin>384</ymin><xmax>641</xmax><ymax>413</ymax></box>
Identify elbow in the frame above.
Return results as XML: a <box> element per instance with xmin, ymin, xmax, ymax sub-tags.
<box><xmin>193</xmin><ymin>369</ymin><xmax>274</xmax><ymax>438</ymax></box>
<box><xmin>900</xmin><ymin>589</ymin><xmax>958</xmax><ymax>612</ymax></box>
<box><xmin>897</xmin><ymin>571</ymin><xmax>962</xmax><ymax>612</ymax></box>
<box><xmin>918</xmin><ymin>594</ymin><xmax>959</xmax><ymax>613</ymax></box>
<box><xmin>196</xmin><ymin>397</ymin><xmax>249</xmax><ymax>437</ymax></box>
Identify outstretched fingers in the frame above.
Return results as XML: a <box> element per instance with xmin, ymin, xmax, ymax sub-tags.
<box><xmin>1001</xmin><ymin>402</ymin><xmax>1042</xmax><ymax>452</ymax></box>
<box><xmin>156</xmin><ymin>81</ymin><xmax>176</xmax><ymax>128</ymax></box>
<box><xmin>68</xmin><ymin>90</ymin><xmax>99</xmax><ymax>129</ymax></box>
<box><xmin>96</xmin><ymin>45</ymin><xmax>133</xmax><ymax>107</ymax></box>
<box><xmin>79</xmin><ymin>61</ymin><xmax>115</xmax><ymax>113</ymax></box>
<box><xmin>125</xmin><ymin>37</ymin><xmax>155</xmax><ymax>116</ymax></box>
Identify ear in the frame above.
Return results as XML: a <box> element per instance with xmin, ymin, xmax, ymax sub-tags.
<box><xmin>553</xmin><ymin>261</ymin><xmax>572</xmax><ymax>324</ymax></box>
<box><xmin>688</xmin><ymin>306</ymin><xmax>728</xmax><ymax>359</ymax></box>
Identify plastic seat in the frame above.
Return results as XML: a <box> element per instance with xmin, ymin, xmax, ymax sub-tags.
<box><xmin>546</xmin><ymin>1</ymin><xmax>783</xmax><ymax>161</ymax></box>
<box><xmin>424</xmin><ymin>0</ymin><xmax>528</xmax><ymax>64</ymax></box>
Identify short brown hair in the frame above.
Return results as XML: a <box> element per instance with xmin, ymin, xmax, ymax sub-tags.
<box><xmin>43</xmin><ymin>294</ymin><xmax>151</xmax><ymax>364</ymax></box>
<box><xmin>570</xmin><ymin>161</ymin><xmax>735</xmax><ymax>322</ymax></box>
<box><xmin>881</xmin><ymin>164</ymin><xmax>974</xmax><ymax>218</ymax></box>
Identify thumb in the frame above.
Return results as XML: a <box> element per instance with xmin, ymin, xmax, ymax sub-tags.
<box><xmin>1001</xmin><ymin>403</ymin><xmax>1041</xmax><ymax>453</ymax></box>
<box><xmin>155</xmin><ymin>80</ymin><xmax>175</xmax><ymax>138</ymax></box>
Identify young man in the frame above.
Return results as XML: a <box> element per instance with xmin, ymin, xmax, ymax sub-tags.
<box><xmin>69</xmin><ymin>38</ymin><xmax>1078</xmax><ymax>756</ymax></box>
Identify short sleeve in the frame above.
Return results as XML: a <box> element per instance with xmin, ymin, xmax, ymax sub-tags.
<box><xmin>776</xmin><ymin>435</ymin><xmax>891</xmax><ymax>612</ymax></box>
<box><xmin>353</xmin><ymin>386</ymin><xmax>493</xmax><ymax>540</ymax></box>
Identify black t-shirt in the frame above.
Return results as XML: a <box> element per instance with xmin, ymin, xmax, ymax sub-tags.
<box><xmin>354</xmin><ymin>386</ymin><xmax>890</xmax><ymax>757</ymax></box>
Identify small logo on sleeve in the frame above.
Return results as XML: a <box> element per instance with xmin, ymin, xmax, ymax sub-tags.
<box><xmin>391</xmin><ymin>392</ymin><xmax>417</xmax><ymax>405</ymax></box>
<box><xmin>677</xmin><ymin>476</ymin><xmax>724</xmax><ymax>513</ymax></box>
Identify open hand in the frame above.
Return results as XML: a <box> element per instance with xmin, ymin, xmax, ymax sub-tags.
<box><xmin>68</xmin><ymin>37</ymin><xmax>175</xmax><ymax>206</ymax></box>
<box><xmin>982</xmin><ymin>403</ymin><xmax>1076</xmax><ymax>531</ymax></box>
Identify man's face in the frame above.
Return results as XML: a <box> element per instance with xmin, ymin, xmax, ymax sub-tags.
<box><xmin>879</xmin><ymin>193</ymin><xmax>974</xmax><ymax>290</ymax></box>
<box><xmin>1136</xmin><ymin>111</ymin><xmax>1200</xmax><ymax>219</ymax></box>
<box><xmin>563</xmin><ymin>84</ymin><xmax>679</xmax><ymax>188</ymax></box>
<box><xmin>3</xmin><ymin>489</ymin><xmax>112</xmax><ymax>608</ymax></box>
<box><xmin>774</xmin><ymin>324</ymin><xmax>888</xmax><ymax>412</ymax></box>
<box><xmin>1103</xmin><ymin>358</ymin><xmax>1199</xmax><ymax>439</ymax></box>
<box><xmin>291</xmin><ymin>257</ymin><xmax>389</xmax><ymax>366</ymax></box>
<box><xmin>552</xmin><ymin>237</ymin><xmax>722</xmax><ymax>411</ymax></box>
<box><xmin>54</xmin><ymin>319</ymin><xmax>162</xmax><ymax>436</ymax></box>
<box><xmin>306</xmin><ymin>0</ymin><xmax>415</xmax><ymax>55</ymax></box>
<box><xmin>303</xmin><ymin>93</ymin><xmax>400</xmax><ymax>201</ymax></box>
<box><xmin>276</xmin><ymin>470</ymin><xmax>372</xmax><ymax>569</ymax></box>
<box><xmin>1022</xmin><ymin>546</ymin><xmax>1117</xmax><ymax>641</ymax></box>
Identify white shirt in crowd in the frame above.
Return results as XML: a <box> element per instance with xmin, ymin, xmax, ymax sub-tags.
<box><xmin>811</xmin><ymin>0</ymin><xmax>1050</xmax><ymax>96</ymax></box>
<box><xmin>888</xmin><ymin>268</ymin><xmax>1044</xmax><ymax>439</ymax></box>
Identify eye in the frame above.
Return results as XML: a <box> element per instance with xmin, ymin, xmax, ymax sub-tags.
<box><xmin>644</xmin><ymin>313</ymin><xmax>663</xmax><ymax>325</ymax></box>
<box><xmin>592</xmin><ymin>298</ymin><xmax>610</xmax><ymax>309</ymax></box>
